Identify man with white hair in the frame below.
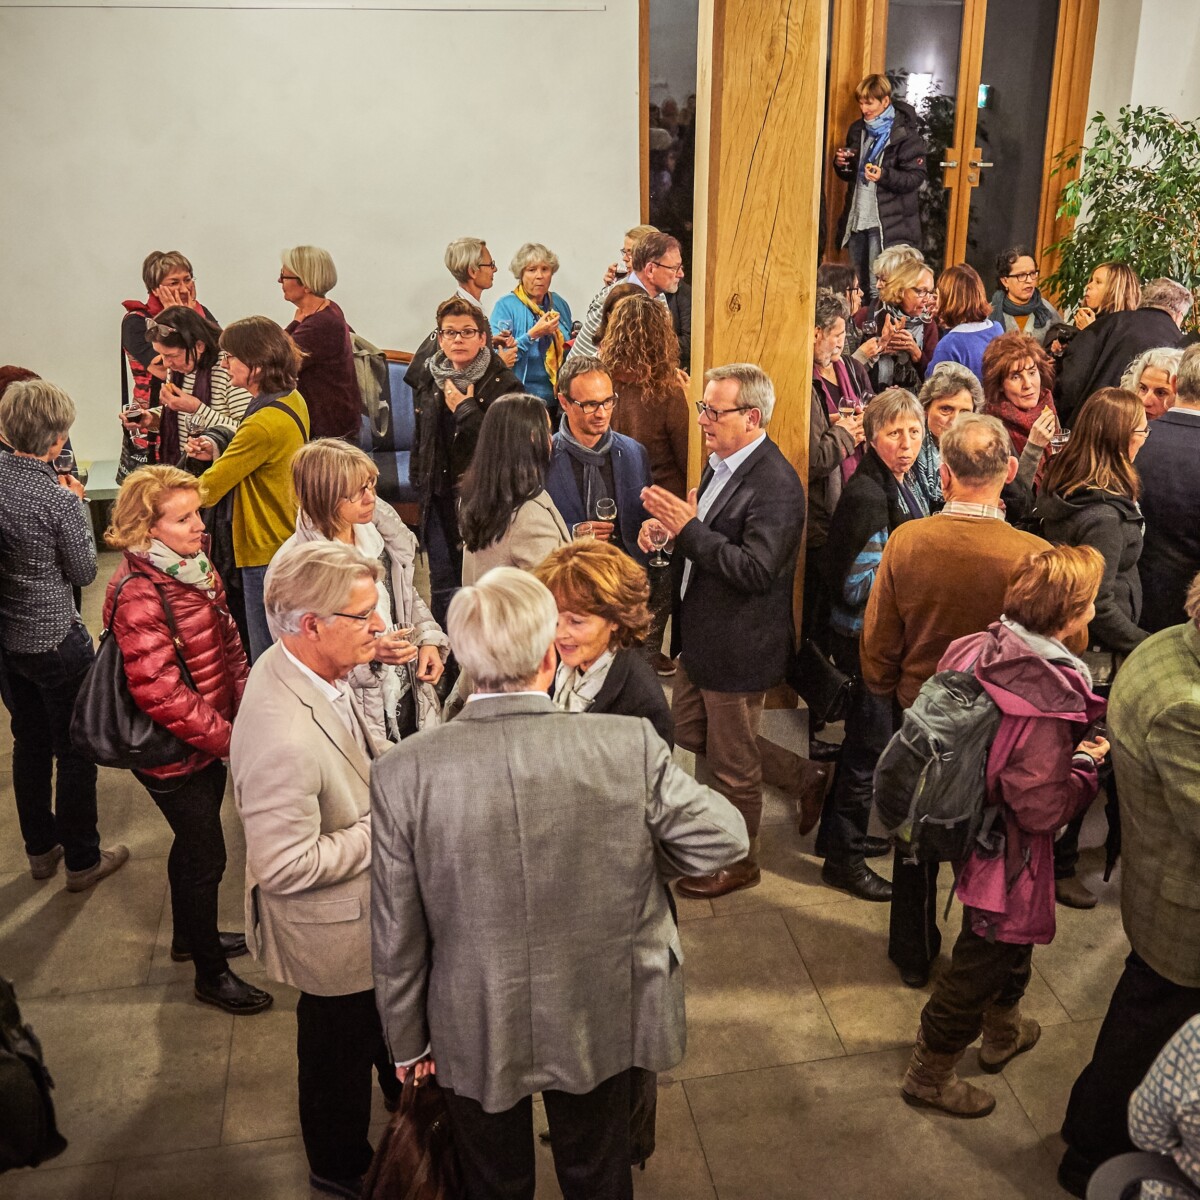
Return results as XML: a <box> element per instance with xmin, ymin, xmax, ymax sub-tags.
<box><xmin>370</xmin><ymin>567</ymin><xmax>747</xmax><ymax>1199</ymax></box>
<box><xmin>232</xmin><ymin>541</ymin><xmax>398</xmax><ymax>1200</ymax></box>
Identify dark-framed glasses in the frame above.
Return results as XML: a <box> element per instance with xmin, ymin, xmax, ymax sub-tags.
<box><xmin>345</xmin><ymin>479</ymin><xmax>378</xmax><ymax>503</ymax></box>
<box><xmin>567</xmin><ymin>395</ymin><xmax>617</xmax><ymax>415</ymax></box>
<box><xmin>1005</xmin><ymin>270</ymin><xmax>1040</xmax><ymax>283</ymax></box>
<box><xmin>278</xmin><ymin>273</ymin><xmax>302</xmax><ymax>284</ymax></box>
<box><xmin>695</xmin><ymin>401</ymin><xmax>750</xmax><ymax>421</ymax></box>
<box><xmin>650</xmin><ymin>260</ymin><xmax>686</xmax><ymax>276</ymax></box>
<box><xmin>436</xmin><ymin>327</ymin><xmax>483</xmax><ymax>341</ymax></box>
<box><xmin>331</xmin><ymin>608</ymin><xmax>377</xmax><ymax>624</ymax></box>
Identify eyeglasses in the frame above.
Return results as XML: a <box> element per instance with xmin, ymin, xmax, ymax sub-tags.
<box><xmin>1132</xmin><ymin>425</ymin><xmax>1151</xmax><ymax>439</ymax></box>
<box><xmin>695</xmin><ymin>401</ymin><xmax>751</xmax><ymax>421</ymax></box>
<box><xmin>145</xmin><ymin>318</ymin><xmax>177</xmax><ymax>339</ymax></box>
<box><xmin>345</xmin><ymin>480</ymin><xmax>378</xmax><ymax>503</ymax></box>
<box><xmin>567</xmin><ymin>396</ymin><xmax>617</xmax><ymax>415</ymax></box>
<box><xmin>217</xmin><ymin>350</ymin><xmax>231</xmax><ymax>364</ymax></box>
<box><xmin>278</xmin><ymin>273</ymin><xmax>302</xmax><ymax>284</ymax></box>
<box><xmin>331</xmin><ymin>608</ymin><xmax>378</xmax><ymax>624</ymax></box>
<box><xmin>620</xmin><ymin>248</ymin><xmax>633</xmax><ymax>261</ymax></box>
<box><xmin>908</xmin><ymin>287</ymin><xmax>937</xmax><ymax>298</ymax></box>
<box><xmin>477</xmin><ymin>260</ymin><xmax>497</xmax><ymax>270</ymax></box>
<box><xmin>1005</xmin><ymin>270</ymin><xmax>1039</xmax><ymax>283</ymax></box>
<box><xmin>650</xmin><ymin>261</ymin><xmax>686</xmax><ymax>276</ymax></box>
<box><xmin>437</xmin><ymin>327</ymin><xmax>483</xmax><ymax>341</ymax></box>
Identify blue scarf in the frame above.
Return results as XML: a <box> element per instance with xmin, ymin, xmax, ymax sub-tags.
<box><xmin>860</xmin><ymin>105</ymin><xmax>896</xmax><ymax>183</ymax></box>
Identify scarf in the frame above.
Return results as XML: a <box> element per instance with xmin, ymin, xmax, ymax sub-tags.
<box><xmin>556</xmin><ymin>417</ymin><xmax>614</xmax><ymax>515</ymax></box>
<box><xmin>553</xmin><ymin>649</ymin><xmax>616</xmax><ymax>713</ymax></box>
<box><xmin>427</xmin><ymin>345</ymin><xmax>491</xmax><ymax>393</ymax></box>
<box><xmin>161</xmin><ymin>361</ymin><xmax>214</xmax><ymax>469</ymax></box>
<box><xmin>513</xmin><ymin>283</ymin><xmax>566</xmax><ymax>389</ymax></box>
<box><xmin>860</xmin><ymin>105</ymin><xmax>896</xmax><ymax>183</ymax></box>
<box><xmin>813</xmin><ymin>357</ymin><xmax>865</xmax><ymax>484</ymax></box>
<box><xmin>143</xmin><ymin>539</ymin><xmax>217</xmax><ymax>597</ymax></box>
<box><xmin>875</xmin><ymin>302</ymin><xmax>929</xmax><ymax>387</ymax></box>
<box><xmin>987</xmin><ymin>390</ymin><xmax>1056</xmax><ymax>457</ymax></box>
<box><xmin>999</xmin><ymin>287</ymin><xmax>1053</xmax><ymax>329</ymax></box>
<box><xmin>1000</xmin><ymin>616</ymin><xmax>1093</xmax><ymax>690</ymax></box>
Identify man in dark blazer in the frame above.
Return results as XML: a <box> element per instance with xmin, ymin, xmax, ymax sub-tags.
<box><xmin>640</xmin><ymin>363</ymin><xmax>808</xmax><ymax>898</ymax></box>
<box><xmin>1137</xmin><ymin>344</ymin><xmax>1200</xmax><ymax>633</ymax></box>
<box><xmin>1057</xmin><ymin>277</ymin><xmax>1191</xmax><ymax>422</ymax></box>
<box><xmin>547</xmin><ymin>355</ymin><xmax>652</xmax><ymax>562</ymax></box>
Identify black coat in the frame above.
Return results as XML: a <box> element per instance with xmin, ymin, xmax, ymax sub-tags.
<box><xmin>1035</xmin><ymin>487</ymin><xmax>1147</xmax><ymax>654</ymax></box>
<box><xmin>1056</xmin><ymin>308</ymin><xmax>1185</xmax><ymax>423</ymax></box>
<box><xmin>670</xmin><ymin>436</ymin><xmax>806</xmax><ymax>693</ymax></box>
<box><xmin>664</xmin><ymin>284</ymin><xmax>691</xmax><ymax>368</ymax></box>
<box><xmin>589</xmin><ymin>648</ymin><xmax>674</xmax><ymax>747</ymax></box>
<box><xmin>1135</xmin><ymin>410</ymin><xmax>1200</xmax><ymax>633</ymax></box>
<box><xmin>834</xmin><ymin>100</ymin><xmax>927</xmax><ymax>248</ymax></box>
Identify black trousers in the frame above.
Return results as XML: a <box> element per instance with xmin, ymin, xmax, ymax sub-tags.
<box><xmin>135</xmin><ymin>761</ymin><xmax>229</xmax><ymax>983</ymax></box>
<box><xmin>1061</xmin><ymin>951</ymin><xmax>1200</xmax><ymax>1183</ymax></box>
<box><xmin>425</xmin><ymin>493</ymin><xmax>463</xmax><ymax>629</ymax></box>
<box><xmin>443</xmin><ymin>1068</ymin><xmax>635</xmax><ymax>1200</ymax></box>
<box><xmin>920</xmin><ymin>916</ymin><xmax>1033</xmax><ymax>1054</ymax></box>
<box><xmin>889</xmin><ymin>854</ymin><xmax>943</xmax><ymax>975</ymax></box>
<box><xmin>295</xmin><ymin>989</ymin><xmax>400</xmax><ymax>1181</ymax></box>
<box><xmin>1</xmin><ymin>624</ymin><xmax>100</xmax><ymax>872</ymax></box>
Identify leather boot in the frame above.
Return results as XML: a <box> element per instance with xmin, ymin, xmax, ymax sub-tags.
<box><xmin>901</xmin><ymin>1029</ymin><xmax>996</xmax><ymax>1118</ymax></box>
<box><xmin>978</xmin><ymin>1004</ymin><xmax>1041</xmax><ymax>1073</ymax></box>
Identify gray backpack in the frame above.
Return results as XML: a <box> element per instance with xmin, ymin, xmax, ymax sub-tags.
<box><xmin>872</xmin><ymin>666</ymin><xmax>1002</xmax><ymax>864</ymax></box>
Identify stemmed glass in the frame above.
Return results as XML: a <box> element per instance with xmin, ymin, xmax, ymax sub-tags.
<box><xmin>647</xmin><ymin>521</ymin><xmax>670</xmax><ymax>568</ymax></box>
<box><xmin>53</xmin><ymin>449</ymin><xmax>75</xmax><ymax>476</ymax></box>
<box><xmin>594</xmin><ymin>497</ymin><xmax>617</xmax><ymax>523</ymax></box>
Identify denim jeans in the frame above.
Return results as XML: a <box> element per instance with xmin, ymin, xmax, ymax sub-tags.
<box><xmin>1</xmin><ymin>623</ymin><xmax>100</xmax><ymax>871</ymax></box>
<box><xmin>846</xmin><ymin>227</ymin><xmax>884</xmax><ymax>301</ymax></box>
<box><xmin>240</xmin><ymin>564</ymin><xmax>272</xmax><ymax>664</ymax></box>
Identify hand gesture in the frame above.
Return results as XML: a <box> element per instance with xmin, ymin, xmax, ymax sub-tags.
<box><xmin>443</xmin><ymin>380</ymin><xmax>474</xmax><ymax>413</ymax></box>
<box><xmin>638</xmin><ymin>518</ymin><xmax>672</xmax><ymax>554</ymax></box>
<box><xmin>856</xmin><ymin>335</ymin><xmax>883</xmax><ymax>361</ymax></box>
<box><xmin>147</xmin><ymin>354</ymin><xmax>170</xmax><ymax>382</ymax></box>
<box><xmin>529</xmin><ymin>311</ymin><xmax>560</xmax><ymax>341</ymax></box>
<box><xmin>416</xmin><ymin>644</ymin><xmax>444</xmax><ymax>684</ymax></box>
<box><xmin>160</xmin><ymin>381</ymin><xmax>200</xmax><ymax>414</ymax></box>
<box><xmin>589</xmin><ymin>520</ymin><xmax>615</xmax><ymax>543</ymax></box>
<box><xmin>1073</xmin><ymin>306</ymin><xmax>1096</xmax><ymax>330</ymax></box>
<box><xmin>838</xmin><ymin>413</ymin><xmax>865</xmax><ymax>445</ymax></box>
<box><xmin>640</xmin><ymin>484</ymin><xmax>698</xmax><ymax>538</ymax></box>
<box><xmin>496</xmin><ymin>343</ymin><xmax>519</xmax><ymax>369</ymax></box>
<box><xmin>186</xmin><ymin>436</ymin><xmax>216</xmax><ymax>462</ymax></box>
<box><xmin>120</xmin><ymin>406</ymin><xmax>150</xmax><ymax>430</ymax></box>
<box><xmin>675</xmin><ymin>367</ymin><xmax>691</xmax><ymax>391</ymax></box>
<box><xmin>1028</xmin><ymin>406</ymin><xmax>1057</xmax><ymax>450</ymax></box>
<box><xmin>58</xmin><ymin>473</ymin><xmax>86</xmax><ymax>499</ymax></box>
<box><xmin>603</xmin><ymin>262</ymin><xmax>619</xmax><ymax>287</ymax></box>
<box><xmin>396</xmin><ymin>1057</ymin><xmax>437</xmax><ymax>1085</ymax></box>
<box><xmin>864</xmin><ymin>161</ymin><xmax>882</xmax><ymax>183</ymax></box>
<box><xmin>1079</xmin><ymin>736</ymin><xmax>1110</xmax><ymax>764</ymax></box>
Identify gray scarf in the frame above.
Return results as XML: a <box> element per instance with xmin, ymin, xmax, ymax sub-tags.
<box><xmin>428</xmin><ymin>346</ymin><xmax>490</xmax><ymax>392</ymax></box>
<box><xmin>557</xmin><ymin>416</ymin><xmax>614</xmax><ymax>514</ymax></box>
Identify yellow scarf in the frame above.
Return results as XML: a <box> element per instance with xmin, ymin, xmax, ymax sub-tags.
<box><xmin>514</xmin><ymin>284</ymin><xmax>566</xmax><ymax>389</ymax></box>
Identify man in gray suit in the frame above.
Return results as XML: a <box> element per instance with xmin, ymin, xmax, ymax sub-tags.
<box><xmin>371</xmin><ymin>567</ymin><xmax>748</xmax><ymax>1200</ymax></box>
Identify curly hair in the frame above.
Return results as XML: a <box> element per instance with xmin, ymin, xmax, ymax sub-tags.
<box><xmin>599</xmin><ymin>292</ymin><xmax>680</xmax><ymax>393</ymax></box>
<box><xmin>106</xmin><ymin>465</ymin><xmax>200</xmax><ymax>550</ymax></box>
<box><xmin>533</xmin><ymin>539</ymin><xmax>652</xmax><ymax>648</ymax></box>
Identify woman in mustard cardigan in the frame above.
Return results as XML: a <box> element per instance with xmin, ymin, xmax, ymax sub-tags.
<box><xmin>189</xmin><ymin>316</ymin><xmax>310</xmax><ymax>662</ymax></box>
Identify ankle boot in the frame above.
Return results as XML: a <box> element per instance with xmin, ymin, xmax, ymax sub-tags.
<box><xmin>901</xmin><ymin>1029</ymin><xmax>996</xmax><ymax>1118</ymax></box>
<box><xmin>978</xmin><ymin>1004</ymin><xmax>1041</xmax><ymax>1073</ymax></box>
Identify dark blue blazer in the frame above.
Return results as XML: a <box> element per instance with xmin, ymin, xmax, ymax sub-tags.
<box><xmin>1136</xmin><ymin>409</ymin><xmax>1200</xmax><ymax>633</ymax></box>
<box><xmin>547</xmin><ymin>431</ymin><xmax>652</xmax><ymax>562</ymax></box>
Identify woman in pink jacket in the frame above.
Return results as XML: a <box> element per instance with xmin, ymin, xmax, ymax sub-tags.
<box><xmin>901</xmin><ymin>545</ymin><xmax>1110</xmax><ymax>1118</ymax></box>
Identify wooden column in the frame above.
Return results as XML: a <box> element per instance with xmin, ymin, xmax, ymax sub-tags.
<box><xmin>691</xmin><ymin>0</ymin><xmax>829</xmax><ymax>640</ymax></box>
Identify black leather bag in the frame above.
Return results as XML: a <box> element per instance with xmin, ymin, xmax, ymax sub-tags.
<box><xmin>787</xmin><ymin>639</ymin><xmax>853</xmax><ymax>726</ymax></box>
<box><xmin>70</xmin><ymin>574</ymin><xmax>198</xmax><ymax>769</ymax></box>
<box><xmin>0</xmin><ymin>976</ymin><xmax>67</xmax><ymax>1173</ymax></box>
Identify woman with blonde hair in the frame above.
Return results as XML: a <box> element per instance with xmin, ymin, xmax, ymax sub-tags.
<box><xmin>1073</xmin><ymin>261</ymin><xmax>1141</xmax><ymax>330</ymax></box>
<box><xmin>855</xmin><ymin>256</ymin><xmax>940</xmax><ymax>392</ymax></box>
<box><xmin>273</xmin><ymin>439</ymin><xmax>447</xmax><ymax>742</ymax></box>
<box><xmin>105</xmin><ymin>465</ymin><xmax>270</xmax><ymax>1014</ymax></box>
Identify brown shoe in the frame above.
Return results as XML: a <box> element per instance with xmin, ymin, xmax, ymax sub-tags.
<box><xmin>28</xmin><ymin>845</ymin><xmax>64</xmax><ymax>880</ymax></box>
<box><xmin>675</xmin><ymin>858</ymin><xmax>761</xmax><ymax>899</ymax></box>
<box><xmin>1055</xmin><ymin>876</ymin><xmax>1097</xmax><ymax>909</ymax></box>
<box><xmin>795</xmin><ymin>760</ymin><xmax>834</xmax><ymax>836</ymax></box>
<box><xmin>978</xmin><ymin>1004</ymin><xmax>1041</xmax><ymax>1073</ymax></box>
<box><xmin>901</xmin><ymin>1029</ymin><xmax>996</xmax><ymax>1118</ymax></box>
<box><xmin>652</xmin><ymin>653</ymin><xmax>677</xmax><ymax>677</ymax></box>
<box><xmin>65</xmin><ymin>846</ymin><xmax>130</xmax><ymax>893</ymax></box>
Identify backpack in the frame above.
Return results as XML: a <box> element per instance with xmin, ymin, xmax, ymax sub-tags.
<box><xmin>351</xmin><ymin>333</ymin><xmax>392</xmax><ymax>443</ymax></box>
<box><xmin>0</xmin><ymin>976</ymin><xmax>67</xmax><ymax>1173</ymax></box>
<box><xmin>872</xmin><ymin>665</ymin><xmax>1002</xmax><ymax>864</ymax></box>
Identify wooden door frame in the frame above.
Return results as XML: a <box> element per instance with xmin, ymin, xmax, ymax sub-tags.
<box><xmin>639</xmin><ymin>0</ymin><xmax>650</xmax><ymax>222</ymax></box>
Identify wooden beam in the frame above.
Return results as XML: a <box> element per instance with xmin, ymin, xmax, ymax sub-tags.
<box><xmin>639</xmin><ymin>0</ymin><xmax>651</xmax><ymax>223</ymax></box>
<box><xmin>1036</xmin><ymin>0</ymin><xmax>1100</xmax><ymax>294</ymax></box>
<box><xmin>692</xmin><ymin>0</ymin><xmax>828</xmax><ymax>639</ymax></box>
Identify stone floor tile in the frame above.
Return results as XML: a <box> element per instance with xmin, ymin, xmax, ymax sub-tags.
<box><xmin>1001</xmin><ymin>1017</ymin><xmax>1103</xmax><ymax>1138</ymax></box>
<box><xmin>221</xmin><ymin>985</ymin><xmax>302</xmax><ymax>1144</ymax></box>
<box><xmin>111</xmin><ymin>1136</ymin><xmax>309</xmax><ymax>1200</ymax></box>
<box><xmin>0</xmin><ymin>859</ymin><xmax>166</xmax><ymax>999</ymax></box>
<box><xmin>685</xmin><ymin>1049</ymin><xmax>1056</xmax><ymax>1199</ymax></box>
<box><xmin>674</xmin><ymin>910</ymin><xmax>843</xmax><ymax>1079</ymax></box>
<box><xmin>21</xmin><ymin>983</ymin><xmax>232</xmax><ymax>1167</ymax></box>
<box><xmin>0</xmin><ymin>1160</ymin><xmax>118</xmax><ymax>1200</ymax></box>
<box><xmin>782</xmin><ymin>902</ymin><xmax>1072</xmax><ymax>1055</ymax></box>
<box><xmin>706</xmin><ymin>826</ymin><xmax>852</xmax><ymax>916</ymax></box>
<box><xmin>674</xmin><ymin>895</ymin><xmax>714</xmax><ymax>921</ymax></box>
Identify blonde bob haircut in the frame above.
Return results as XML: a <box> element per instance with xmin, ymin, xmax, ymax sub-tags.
<box><xmin>447</xmin><ymin>567</ymin><xmax>557</xmax><ymax>693</ymax></box>
<box><xmin>533</xmin><ymin>540</ymin><xmax>652</xmax><ymax>649</ymax></box>
<box><xmin>1002</xmin><ymin>545</ymin><xmax>1105</xmax><ymax>637</ymax></box>
<box><xmin>281</xmin><ymin>245</ymin><xmax>338</xmax><ymax>297</ymax></box>
<box><xmin>0</xmin><ymin>379</ymin><xmax>75</xmax><ymax>456</ymax></box>
<box><xmin>105</xmin><ymin>465</ymin><xmax>199</xmax><ymax>551</ymax></box>
<box><xmin>291</xmin><ymin>439</ymin><xmax>379</xmax><ymax>540</ymax></box>
<box><xmin>879</xmin><ymin>258</ymin><xmax>934</xmax><ymax>307</ymax></box>
<box><xmin>855</xmin><ymin>74</ymin><xmax>893</xmax><ymax>102</ymax></box>
<box><xmin>265</xmin><ymin>541</ymin><xmax>382</xmax><ymax>636</ymax></box>
<box><xmin>509</xmin><ymin>242</ymin><xmax>560</xmax><ymax>279</ymax></box>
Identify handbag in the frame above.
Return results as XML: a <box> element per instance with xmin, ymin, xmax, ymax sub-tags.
<box><xmin>70</xmin><ymin>574</ymin><xmax>199</xmax><ymax>769</ymax></box>
<box><xmin>361</xmin><ymin>1075</ymin><xmax>463</xmax><ymax>1200</ymax></box>
<box><xmin>0</xmin><ymin>976</ymin><xmax>67</xmax><ymax>1172</ymax></box>
<box><xmin>787</xmin><ymin>638</ymin><xmax>853</xmax><ymax>726</ymax></box>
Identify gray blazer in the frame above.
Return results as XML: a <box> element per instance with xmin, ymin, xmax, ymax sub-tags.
<box><xmin>370</xmin><ymin>693</ymin><xmax>748</xmax><ymax>1112</ymax></box>
<box><xmin>460</xmin><ymin>490</ymin><xmax>569</xmax><ymax>585</ymax></box>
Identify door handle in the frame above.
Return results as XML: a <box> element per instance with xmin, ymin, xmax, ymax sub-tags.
<box><xmin>940</xmin><ymin>160</ymin><xmax>959</xmax><ymax>168</ymax></box>
<box><xmin>970</xmin><ymin>160</ymin><xmax>994</xmax><ymax>168</ymax></box>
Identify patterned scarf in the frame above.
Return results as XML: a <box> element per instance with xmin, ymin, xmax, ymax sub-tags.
<box><xmin>556</xmin><ymin>415</ymin><xmax>614</xmax><ymax>515</ymax></box>
<box><xmin>144</xmin><ymin>539</ymin><xmax>217</xmax><ymax>597</ymax></box>
<box><xmin>876</xmin><ymin>302</ymin><xmax>930</xmax><ymax>388</ymax></box>
<box><xmin>513</xmin><ymin>284</ymin><xmax>566</xmax><ymax>389</ymax></box>
<box><xmin>427</xmin><ymin>345</ymin><xmax>491</xmax><ymax>393</ymax></box>
<box><xmin>553</xmin><ymin>649</ymin><xmax>616</xmax><ymax>713</ymax></box>
<box><xmin>813</xmin><ymin>357</ymin><xmax>865</xmax><ymax>484</ymax></box>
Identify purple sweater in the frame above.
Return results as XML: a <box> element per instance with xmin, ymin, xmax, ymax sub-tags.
<box><xmin>287</xmin><ymin>301</ymin><xmax>360</xmax><ymax>440</ymax></box>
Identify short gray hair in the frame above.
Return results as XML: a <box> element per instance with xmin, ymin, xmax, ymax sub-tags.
<box><xmin>871</xmin><ymin>243</ymin><xmax>924</xmax><ymax>283</ymax></box>
<box><xmin>704</xmin><ymin>363</ymin><xmax>776</xmax><ymax>425</ymax></box>
<box><xmin>1121</xmin><ymin>346</ymin><xmax>1183</xmax><ymax>393</ymax></box>
<box><xmin>919</xmin><ymin>362</ymin><xmax>984</xmax><ymax>413</ymax></box>
<box><xmin>0</xmin><ymin>379</ymin><xmax>75</xmax><ymax>456</ymax></box>
<box><xmin>448</xmin><ymin>567</ymin><xmax>557</xmax><ymax>692</ymax></box>
<box><xmin>1140</xmin><ymin>278</ymin><xmax>1193</xmax><ymax>323</ymax></box>
<box><xmin>265</xmin><ymin>541</ymin><xmax>382</xmax><ymax>636</ymax></box>
<box><xmin>282</xmin><ymin>245</ymin><xmax>337</xmax><ymax>297</ymax></box>
<box><xmin>1172</xmin><ymin>343</ymin><xmax>1200</xmax><ymax>404</ymax></box>
<box><xmin>557</xmin><ymin>354</ymin><xmax>610</xmax><ymax>402</ymax></box>
<box><xmin>863</xmin><ymin>386</ymin><xmax>924</xmax><ymax>443</ymax></box>
<box><xmin>509</xmin><ymin>242</ymin><xmax>560</xmax><ymax>279</ymax></box>
<box><xmin>815</xmin><ymin>290</ymin><xmax>851</xmax><ymax>331</ymax></box>
<box><xmin>939</xmin><ymin>413</ymin><xmax>1014</xmax><ymax>485</ymax></box>
<box><xmin>445</xmin><ymin>237</ymin><xmax>488</xmax><ymax>284</ymax></box>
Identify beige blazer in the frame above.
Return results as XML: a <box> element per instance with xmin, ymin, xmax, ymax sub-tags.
<box><xmin>461</xmin><ymin>489</ymin><xmax>569</xmax><ymax>585</ymax></box>
<box><xmin>231</xmin><ymin>642</ymin><xmax>383</xmax><ymax>996</ymax></box>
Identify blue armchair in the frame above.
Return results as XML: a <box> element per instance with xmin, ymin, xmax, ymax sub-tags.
<box><xmin>356</xmin><ymin>350</ymin><xmax>419</xmax><ymax>525</ymax></box>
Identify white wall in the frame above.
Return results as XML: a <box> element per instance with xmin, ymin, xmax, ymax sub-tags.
<box><xmin>0</xmin><ymin>2</ymin><xmax>640</xmax><ymax>462</ymax></box>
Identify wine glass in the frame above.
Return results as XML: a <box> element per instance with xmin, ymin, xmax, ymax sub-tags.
<box><xmin>837</xmin><ymin>399</ymin><xmax>858</xmax><ymax>421</ymax></box>
<box><xmin>571</xmin><ymin>522</ymin><xmax>594</xmax><ymax>540</ymax></box>
<box><xmin>648</xmin><ymin>522</ymin><xmax>670</xmax><ymax>568</ymax></box>
<box><xmin>594</xmin><ymin>497</ymin><xmax>617</xmax><ymax>523</ymax></box>
<box><xmin>53</xmin><ymin>449</ymin><xmax>76</xmax><ymax>477</ymax></box>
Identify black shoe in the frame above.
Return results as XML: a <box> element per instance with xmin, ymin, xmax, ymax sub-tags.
<box><xmin>171</xmin><ymin>931</ymin><xmax>249</xmax><ymax>963</ymax></box>
<box><xmin>194</xmin><ymin>970</ymin><xmax>273</xmax><ymax>1015</ymax></box>
<box><xmin>809</xmin><ymin>738</ymin><xmax>842</xmax><ymax>762</ymax></box>
<box><xmin>820</xmin><ymin>860</ymin><xmax>893</xmax><ymax>902</ymax></box>
<box><xmin>309</xmin><ymin>1173</ymin><xmax>363</xmax><ymax>1199</ymax></box>
<box><xmin>898</xmin><ymin>963</ymin><xmax>930</xmax><ymax>988</ymax></box>
<box><xmin>1055</xmin><ymin>1148</ymin><xmax>1092</xmax><ymax>1198</ymax></box>
<box><xmin>862</xmin><ymin>835</ymin><xmax>892</xmax><ymax>858</ymax></box>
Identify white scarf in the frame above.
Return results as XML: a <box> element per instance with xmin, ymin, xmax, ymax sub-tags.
<box><xmin>552</xmin><ymin>649</ymin><xmax>616</xmax><ymax>713</ymax></box>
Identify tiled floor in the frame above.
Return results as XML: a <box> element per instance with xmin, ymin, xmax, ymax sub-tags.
<box><xmin>1</xmin><ymin>554</ymin><xmax>1129</xmax><ymax>1198</ymax></box>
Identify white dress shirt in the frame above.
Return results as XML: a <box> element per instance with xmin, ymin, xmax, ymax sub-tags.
<box><xmin>280</xmin><ymin>643</ymin><xmax>370</xmax><ymax>756</ymax></box>
<box><xmin>455</xmin><ymin>286</ymin><xmax>484</xmax><ymax>311</ymax></box>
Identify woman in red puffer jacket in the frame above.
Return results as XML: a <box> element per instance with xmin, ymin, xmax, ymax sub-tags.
<box><xmin>104</xmin><ymin>466</ymin><xmax>271</xmax><ymax>1017</ymax></box>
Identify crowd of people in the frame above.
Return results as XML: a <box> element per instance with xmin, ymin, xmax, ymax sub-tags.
<box><xmin>2</xmin><ymin>75</ymin><xmax>1200</xmax><ymax>1195</ymax></box>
